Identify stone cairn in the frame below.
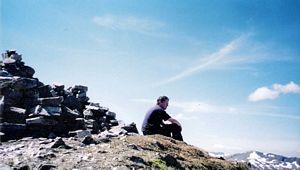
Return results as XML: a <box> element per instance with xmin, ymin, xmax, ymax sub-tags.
<box><xmin>0</xmin><ymin>50</ymin><xmax>137</xmax><ymax>141</ymax></box>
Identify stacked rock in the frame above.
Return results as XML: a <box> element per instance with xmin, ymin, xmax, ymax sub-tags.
<box><xmin>0</xmin><ymin>50</ymin><xmax>121</xmax><ymax>141</ymax></box>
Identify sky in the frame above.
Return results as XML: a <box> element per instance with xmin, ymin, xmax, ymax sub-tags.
<box><xmin>1</xmin><ymin>0</ymin><xmax>300</xmax><ymax>157</ymax></box>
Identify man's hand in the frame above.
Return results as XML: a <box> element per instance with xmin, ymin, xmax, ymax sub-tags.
<box><xmin>167</xmin><ymin>118</ymin><xmax>181</xmax><ymax>127</ymax></box>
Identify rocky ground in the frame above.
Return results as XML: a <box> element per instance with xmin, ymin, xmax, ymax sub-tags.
<box><xmin>0</xmin><ymin>128</ymin><xmax>250</xmax><ymax>170</ymax></box>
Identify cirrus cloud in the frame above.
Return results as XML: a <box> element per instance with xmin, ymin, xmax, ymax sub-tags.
<box><xmin>92</xmin><ymin>15</ymin><xmax>165</xmax><ymax>35</ymax></box>
<box><xmin>248</xmin><ymin>82</ymin><xmax>300</xmax><ymax>102</ymax></box>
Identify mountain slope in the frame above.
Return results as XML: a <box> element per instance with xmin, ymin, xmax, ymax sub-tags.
<box><xmin>0</xmin><ymin>133</ymin><xmax>250</xmax><ymax>169</ymax></box>
<box><xmin>225</xmin><ymin>151</ymin><xmax>300</xmax><ymax>170</ymax></box>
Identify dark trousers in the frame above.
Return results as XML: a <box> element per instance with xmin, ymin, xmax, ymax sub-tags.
<box><xmin>143</xmin><ymin>124</ymin><xmax>183</xmax><ymax>141</ymax></box>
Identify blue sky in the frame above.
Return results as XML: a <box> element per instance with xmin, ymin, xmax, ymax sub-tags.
<box><xmin>1</xmin><ymin>0</ymin><xmax>300</xmax><ymax>157</ymax></box>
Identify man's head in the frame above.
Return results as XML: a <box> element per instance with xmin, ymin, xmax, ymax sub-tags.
<box><xmin>157</xmin><ymin>96</ymin><xmax>169</xmax><ymax>110</ymax></box>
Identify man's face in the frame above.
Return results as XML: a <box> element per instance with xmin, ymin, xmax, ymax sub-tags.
<box><xmin>159</xmin><ymin>100</ymin><xmax>169</xmax><ymax>110</ymax></box>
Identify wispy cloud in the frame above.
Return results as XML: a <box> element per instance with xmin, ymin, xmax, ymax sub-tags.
<box><xmin>248</xmin><ymin>82</ymin><xmax>300</xmax><ymax>102</ymax></box>
<box><xmin>92</xmin><ymin>15</ymin><xmax>165</xmax><ymax>36</ymax></box>
<box><xmin>155</xmin><ymin>33</ymin><xmax>252</xmax><ymax>86</ymax></box>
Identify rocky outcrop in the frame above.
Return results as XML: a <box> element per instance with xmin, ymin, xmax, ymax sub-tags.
<box><xmin>0</xmin><ymin>50</ymin><xmax>134</xmax><ymax>141</ymax></box>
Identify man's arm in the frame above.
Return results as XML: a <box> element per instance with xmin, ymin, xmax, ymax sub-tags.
<box><xmin>167</xmin><ymin>117</ymin><xmax>181</xmax><ymax>127</ymax></box>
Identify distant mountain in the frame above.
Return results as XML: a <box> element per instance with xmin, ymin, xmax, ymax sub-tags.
<box><xmin>224</xmin><ymin>151</ymin><xmax>300</xmax><ymax>170</ymax></box>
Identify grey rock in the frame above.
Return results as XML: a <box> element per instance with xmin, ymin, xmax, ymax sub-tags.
<box><xmin>128</xmin><ymin>144</ymin><xmax>139</xmax><ymax>150</ymax></box>
<box><xmin>0</xmin><ymin>70</ymin><xmax>11</xmax><ymax>77</ymax></box>
<box><xmin>38</xmin><ymin>96</ymin><xmax>63</xmax><ymax>106</ymax></box>
<box><xmin>48</xmin><ymin>132</ymin><xmax>57</xmax><ymax>139</ymax></box>
<box><xmin>26</xmin><ymin>117</ymin><xmax>58</xmax><ymax>126</ymax></box>
<box><xmin>69</xmin><ymin>129</ymin><xmax>91</xmax><ymax>138</ymax></box>
<box><xmin>38</xmin><ymin>164</ymin><xmax>56</xmax><ymax>170</ymax></box>
<box><xmin>0</xmin><ymin>123</ymin><xmax>26</xmax><ymax>141</ymax></box>
<box><xmin>61</xmin><ymin>106</ymin><xmax>80</xmax><ymax>120</ymax></box>
<box><xmin>106</xmin><ymin>111</ymin><xmax>116</xmax><ymax>120</ymax></box>
<box><xmin>72</xmin><ymin>85</ymin><xmax>88</xmax><ymax>93</ymax></box>
<box><xmin>62</xmin><ymin>94</ymin><xmax>81</xmax><ymax>111</ymax></box>
<box><xmin>76</xmin><ymin>92</ymin><xmax>86</xmax><ymax>98</ymax></box>
<box><xmin>2</xmin><ymin>106</ymin><xmax>26</xmax><ymax>124</ymax></box>
<box><xmin>81</xmin><ymin>136</ymin><xmax>96</xmax><ymax>145</ymax></box>
<box><xmin>0</xmin><ymin>76</ymin><xmax>14</xmax><ymax>88</ymax></box>
<box><xmin>74</xmin><ymin>118</ymin><xmax>86</xmax><ymax>130</ymax></box>
<box><xmin>122</xmin><ymin>122</ymin><xmax>139</xmax><ymax>134</ymax></box>
<box><xmin>88</xmin><ymin>102</ymin><xmax>100</xmax><ymax>107</ymax></box>
<box><xmin>77</xmin><ymin>95</ymin><xmax>89</xmax><ymax>103</ymax></box>
<box><xmin>2</xmin><ymin>88</ymin><xmax>22</xmax><ymax>106</ymax></box>
<box><xmin>161</xmin><ymin>154</ymin><xmax>183</xmax><ymax>168</ymax></box>
<box><xmin>12</xmin><ymin>78</ymin><xmax>38</xmax><ymax>90</ymax></box>
<box><xmin>83</xmin><ymin>109</ymin><xmax>94</xmax><ymax>119</ymax></box>
<box><xmin>13</xmin><ymin>164</ymin><xmax>31</xmax><ymax>170</ymax></box>
<box><xmin>110</xmin><ymin>120</ymin><xmax>119</xmax><ymax>126</ymax></box>
<box><xmin>20</xmin><ymin>65</ymin><xmax>35</xmax><ymax>78</ymax></box>
<box><xmin>29</xmin><ymin>105</ymin><xmax>51</xmax><ymax>117</ymax></box>
<box><xmin>9</xmin><ymin>52</ymin><xmax>22</xmax><ymax>61</ymax></box>
<box><xmin>52</xmin><ymin>83</ymin><xmax>64</xmax><ymax>92</ymax></box>
<box><xmin>85</xmin><ymin>105</ymin><xmax>107</xmax><ymax>117</ymax></box>
<box><xmin>20</xmin><ymin>97</ymin><xmax>38</xmax><ymax>110</ymax></box>
<box><xmin>3</xmin><ymin>58</ymin><xmax>16</xmax><ymax>64</ymax></box>
<box><xmin>37</xmin><ymin>85</ymin><xmax>53</xmax><ymax>98</ymax></box>
<box><xmin>84</xmin><ymin>119</ymin><xmax>99</xmax><ymax>133</ymax></box>
<box><xmin>44</xmin><ymin>106</ymin><xmax>62</xmax><ymax>116</ymax></box>
<box><xmin>50</xmin><ymin>137</ymin><xmax>71</xmax><ymax>149</ymax></box>
<box><xmin>129</xmin><ymin>156</ymin><xmax>148</xmax><ymax>165</ymax></box>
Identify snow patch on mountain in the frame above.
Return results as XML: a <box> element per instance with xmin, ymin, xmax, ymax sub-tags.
<box><xmin>225</xmin><ymin>151</ymin><xmax>300</xmax><ymax>170</ymax></box>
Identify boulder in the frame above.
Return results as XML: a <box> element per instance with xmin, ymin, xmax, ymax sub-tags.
<box><xmin>3</xmin><ymin>58</ymin><xmax>16</xmax><ymax>65</ymax></box>
<box><xmin>85</xmin><ymin>105</ymin><xmax>107</xmax><ymax>117</ymax></box>
<box><xmin>74</xmin><ymin>118</ymin><xmax>86</xmax><ymax>130</ymax></box>
<box><xmin>61</xmin><ymin>106</ymin><xmax>80</xmax><ymax>120</ymax></box>
<box><xmin>44</xmin><ymin>106</ymin><xmax>62</xmax><ymax>116</ymax></box>
<box><xmin>19</xmin><ymin>65</ymin><xmax>35</xmax><ymax>78</ymax></box>
<box><xmin>28</xmin><ymin>105</ymin><xmax>51</xmax><ymax>117</ymax></box>
<box><xmin>20</xmin><ymin>97</ymin><xmax>38</xmax><ymax>110</ymax></box>
<box><xmin>26</xmin><ymin>117</ymin><xmax>58</xmax><ymax>126</ymax></box>
<box><xmin>62</xmin><ymin>94</ymin><xmax>81</xmax><ymax>110</ymax></box>
<box><xmin>8</xmin><ymin>50</ymin><xmax>22</xmax><ymax>61</ymax></box>
<box><xmin>2</xmin><ymin>88</ymin><xmax>23</xmax><ymax>106</ymax></box>
<box><xmin>1</xmin><ymin>107</ymin><xmax>26</xmax><ymax>124</ymax></box>
<box><xmin>109</xmin><ymin>119</ymin><xmax>119</xmax><ymax>126</ymax></box>
<box><xmin>0</xmin><ymin>77</ymin><xmax>15</xmax><ymax>90</ymax></box>
<box><xmin>37</xmin><ymin>85</ymin><xmax>53</xmax><ymax>98</ymax></box>
<box><xmin>0</xmin><ymin>70</ymin><xmax>11</xmax><ymax>77</ymax></box>
<box><xmin>72</xmin><ymin>85</ymin><xmax>88</xmax><ymax>93</ymax></box>
<box><xmin>106</xmin><ymin>111</ymin><xmax>116</xmax><ymax>120</ymax></box>
<box><xmin>122</xmin><ymin>122</ymin><xmax>139</xmax><ymax>134</ymax></box>
<box><xmin>83</xmin><ymin>109</ymin><xmax>94</xmax><ymax>119</ymax></box>
<box><xmin>0</xmin><ymin>123</ymin><xmax>26</xmax><ymax>141</ymax></box>
<box><xmin>12</xmin><ymin>78</ymin><xmax>38</xmax><ymax>90</ymax></box>
<box><xmin>81</xmin><ymin>135</ymin><xmax>96</xmax><ymax>145</ymax></box>
<box><xmin>38</xmin><ymin>96</ymin><xmax>64</xmax><ymax>106</ymax></box>
<box><xmin>50</xmin><ymin>137</ymin><xmax>71</xmax><ymax>149</ymax></box>
<box><xmin>69</xmin><ymin>129</ymin><xmax>91</xmax><ymax>138</ymax></box>
<box><xmin>84</xmin><ymin>119</ymin><xmax>99</xmax><ymax>134</ymax></box>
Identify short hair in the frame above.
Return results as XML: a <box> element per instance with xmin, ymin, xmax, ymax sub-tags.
<box><xmin>157</xmin><ymin>96</ymin><xmax>169</xmax><ymax>104</ymax></box>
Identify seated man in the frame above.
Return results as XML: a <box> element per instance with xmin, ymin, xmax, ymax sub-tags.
<box><xmin>141</xmin><ymin>96</ymin><xmax>183</xmax><ymax>141</ymax></box>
